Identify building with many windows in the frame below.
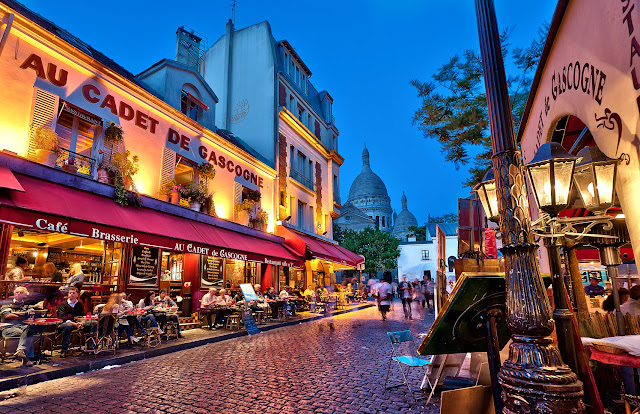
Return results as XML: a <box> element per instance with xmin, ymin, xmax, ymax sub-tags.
<box><xmin>0</xmin><ymin>1</ymin><xmax>361</xmax><ymax>306</ymax></box>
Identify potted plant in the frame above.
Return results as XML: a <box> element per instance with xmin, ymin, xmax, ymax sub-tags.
<box><xmin>184</xmin><ymin>181</ymin><xmax>208</xmax><ymax>211</ymax></box>
<box><xmin>158</xmin><ymin>179</ymin><xmax>176</xmax><ymax>202</ymax></box>
<box><xmin>246</xmin><ymin>189</ymin><xmax>261</xmax><ymax>203</ymax></box>
<box><xmin>235</xmin><ymin>198</ymin><xmax>256</xmax><ymax>226</ymax></box>
<box><xmin>199</xmin><ymin>162</ymin><xmax>216</xmax><ymax>181</ymax></box>
<box><xmin>170</xmin><ymin>183</ymin><xmax>186</xmax><ymax>205</ymax></box>
<box><xmin>32</xmin><ymin>126</ymin><xmax>60</xmax><ymax>167</ymax></box>
<box><xmin>111</xmin><ymin>150</ymin><xmax>139</xmax><ymax>191</ymax></box>
<box><xmin>62</xmin><ymin>158</ymin><xmax>78</xmax><ymax>174</ymax></box>
<box><xmin>104</xmin><ymin>122</ymin><xmax>124</xmax><ymax>145</ymax></box>
<box><xmin>249</xmin><ymin>209</ymin><xmax>269</xmax><ymax>231</ymax></box>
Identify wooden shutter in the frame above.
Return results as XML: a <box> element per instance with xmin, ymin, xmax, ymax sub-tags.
<box><xmin>27</xmin><ymin>88</ymin><xmax>58</xmax><ymax>159</ymax></box>
<box><xmin>233</xmin><ymin>182</ymin><xmax>243</xmax><ymax>219</ymax></box>
<box><xmin>160</xmin><ymin>147</ymin><xmax>176</xmax><ymax>193</ymax></box>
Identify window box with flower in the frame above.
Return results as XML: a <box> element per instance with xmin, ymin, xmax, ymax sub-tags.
<box><xmin>184</xmin><ymin>181</ymin><xmax>209</xmax><ymax>211</ymax></box>
<box><xmin>249</xmin><ymin>208</ymin><xmax>269</xmax><ymax>232</ymax></box>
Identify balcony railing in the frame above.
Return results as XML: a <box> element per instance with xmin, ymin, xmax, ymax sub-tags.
<box><xmin>56</xmin><ymin>148</ymin><xmax>95</xmax><ymax>177</ymax></box>
<box><xmin>290</xmin><ymin>167</ymin><xmax>314</xmax><ymax>191</ymax></box>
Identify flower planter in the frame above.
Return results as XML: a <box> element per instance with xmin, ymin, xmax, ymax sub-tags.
<box><xmin>189</xmin><ymin>201</ymin><xmax>201</xmax><ymax>211</ymax></box>
<box><xmin>170</xmin><ymin>191</ymin><xmax>181</xmax><ymax>205</ymax></box>
<box><xmin>35</xmin><ymin>149</ymin><xmax>57</xmax><ymax>167</ymax></box>
<box><xmin>236</xmin><ymin>209</ymin><xmax>249</xmax><ymax>226</ymax></box>
<box><xmin>159</xmin><ymin>194</ymin><xmax>171</xmax><ymax>202</ymax></box>
<box><xmin>62</xmin><ymin>164</ymin><xmax>78</xmax><ymax>174</ymax></box>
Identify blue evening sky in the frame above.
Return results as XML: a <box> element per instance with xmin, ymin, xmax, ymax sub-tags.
<box><xmin>23</xmin><ymin>0</ymin><xmax>557</xmax><ymax>224</ymax></box>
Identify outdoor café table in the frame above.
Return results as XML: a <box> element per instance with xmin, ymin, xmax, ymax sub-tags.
<box><xmin>24</xmin><ymin>317</ymin><xmax>62</xmax><ymax>364</ymax></box>
<box><xmin>583</xmin><ymin>335</ymin><xmax>640</xmax><ymax>395</ymax></box>
<box><xmin>124</xmin><ymin>309</ymin><xmax>146</xmax><ymax>316</ymax></box>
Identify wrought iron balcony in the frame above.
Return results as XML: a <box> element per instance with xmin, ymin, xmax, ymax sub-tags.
<box><xmin>56</xmin><ymin>148</ymin><xmax>95</xmax><ymax>177</ymax></box>
<box><xmin>290</xmin><ymin>167</ymin><xmax>314</xmax><ymax>191</ymax></box>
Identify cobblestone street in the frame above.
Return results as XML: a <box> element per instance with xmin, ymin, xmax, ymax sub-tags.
<box><xmin>0</xmin><ymin>301</ymin><xmax>439</xmax><ymax>414</ymax></box>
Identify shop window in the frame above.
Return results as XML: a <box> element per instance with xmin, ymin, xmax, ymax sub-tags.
<box><xmin>246</xmin><ymin>262</ymin><xmax>258</xmax><ymax>285</ymax></box>
<box><xmin>180</xmin><ymin>90</ymin><xmax>205</xmax><ymax>122</ymax></box>
<box><xmin>161</xmin><ymin>252</ymin><xmax>184</xmax><ymax>281</ymax></box>
<box><xmin>225</xmin><ymin>259</ymin><xmax>246</xmax><ymax>289</ymax></box>
<box><xmin>103</xmin><ymin>242</ymin><xmax>123</xmax><ymax>286</ymax></box>
<box><xmin>55</xmin><ymin>103</ymin><xmax>99</xmax><ymax>175</ymax></box>
<box><xmin>422</xmin><ymin>250</ymin><xmax>429</xmax><ymax>261</ymax></box>
<box><xmin>174</xmin><ymin>158</ymin><xmax>198</xmax><ymax>207</ymax></box>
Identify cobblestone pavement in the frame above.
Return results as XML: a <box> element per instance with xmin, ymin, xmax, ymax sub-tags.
<box><xmin>0</xmin><ymin>300</ymin><xmax>439</xmax><ymax>414</ymax></box>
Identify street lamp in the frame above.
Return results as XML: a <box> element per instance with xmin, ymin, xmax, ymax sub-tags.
<box><xmin>525</xmin><ymin>142</ymin><xmax>578</xmax><ymax>216</ymax></box>
<box><xmin>573</xmin><ymin>146</ymin><xmax>618</xmax><ymax>214</ymax></box>
<box><xmin>473</xmin><ymin>168</ymin><xmax>499</xmax><ymax>223</ymax></box>
<box><xmin>524</xmin><ymin>142</ymin><xmax>579</xmax><ymax>375</ymax></box>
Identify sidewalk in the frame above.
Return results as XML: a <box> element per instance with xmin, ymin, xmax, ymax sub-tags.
<box><xmin>0</xmin><ymin>302</ymin><xmax>373</xmax><ymax>392</ymax></box>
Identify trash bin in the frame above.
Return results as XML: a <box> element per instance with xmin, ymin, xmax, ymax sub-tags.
<box><xmin>181</xmin><ymin>294</ymin><xmax>192</xmax><ymax>316</ymax></box>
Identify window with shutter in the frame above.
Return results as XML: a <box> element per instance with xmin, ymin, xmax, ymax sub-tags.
<box><xmin>234</xmin><ymin>182</ymin><xmax>243</xmax><ymax>219</ymax></box>
<box><xmin>160</xmin><ymin>147</ymin><xmax>176</xmax><ymax>195</ymax></box>
<box><xmin>27</xmin><ymin>88</ymin><xmax>58</xmax><ymax>159</ymax></box>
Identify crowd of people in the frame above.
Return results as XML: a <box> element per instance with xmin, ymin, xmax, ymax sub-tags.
<box><xmin>0</xmin><ymin>285</ymin><xmax>188</xmax><ymax>366</ymax></box>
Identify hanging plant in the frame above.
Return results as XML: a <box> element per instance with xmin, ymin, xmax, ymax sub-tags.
<box><xmin>184</xmin><ymin>181</ymin><xmax>209</xmax><ymax>204</ymax></box>
<box><xmin>110</xmin><ymin>150</ymin><xmax>141</xmax><ymax>207</ymax></box>
<box><xmin>199</xmin><ymin>162</ymin><xmax>216</xmax><ymax>181</ymax></box>
<box><xmin>104</xmin><ymin>122</ymin><xmax>124</xmax><ymax>145</ymax></box>
<box><xmin>33</xmin><ymin>127</ymin><xmax>60</xmax><ymax>152</ymax></box>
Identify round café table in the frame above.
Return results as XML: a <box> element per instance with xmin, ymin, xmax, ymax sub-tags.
<box><xmin>24</xmin><ymin>317</ymin><xmax>62</xmax><ymax>364</ymax></box>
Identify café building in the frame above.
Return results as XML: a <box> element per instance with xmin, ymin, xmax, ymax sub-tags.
<box><xmin>518</xmin><ymin>0</ymin><xmax>639</xmax><ymax>284</ymax></box>
<box><xmin>0</xmin><ymin>0</ymin><xmax>366</xmax><ymax>310</ymax></box>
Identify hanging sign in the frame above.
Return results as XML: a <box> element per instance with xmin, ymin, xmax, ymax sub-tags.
<box><xmin>484</xmin><ymin>228</ymin><xmax>498</xmax><ymax>259</ymax></box>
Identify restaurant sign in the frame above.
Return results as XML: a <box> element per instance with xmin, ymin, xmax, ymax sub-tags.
<box><xmin>0</xmin><ymin>206</ymin><xmax>301</xmax><ymax>267</ymax></box>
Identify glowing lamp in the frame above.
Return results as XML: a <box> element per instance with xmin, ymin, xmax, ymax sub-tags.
<box><xmin>573</xmin><ymin>146</ymin><xmax>618</xmax><ymax>214</ymax></box>
<box><xmin>473</xmin><ymin>168</ymin><xmax>499</xmax><ymax>222</ymax></box>
<box><xmin>525</xmin><ymin>142</ymin><xmax>577</xmax><ymax>216</ymax></box>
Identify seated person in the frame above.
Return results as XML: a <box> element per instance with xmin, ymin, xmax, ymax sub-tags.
<box><xmin>153</xmin><ymin>289</ymin><xmax>183</xmax><ymax>338</ymax></box>
<box><xmin>264</xmin><ymin>287</ymin><xmax>277</xmax><ymax>300</ymax></box>
<box><xmin>200</xmin><ymin>288</ymin><xmax>219</xmax><ymax>329</ymax></box>
<box><xmin>621</xmin><ymin>285</ymin><xmax>640</xmax><ymax>316</ymax></box>
<box><xmin>279</xmin><ymin>286</ymin><xmax>295</xmax><ymax>315</ymax></box>
<box><xmin>0</xmin><ymin>286</ymin><xmax>35</xmax><ymax>366</ymax></box>
<box><xmin>117</xmin><ymin>292</ymin><xmax>140</xmax><ymax>343</ymax></box>
<box><xmin>214</xmin><ymin>289</ymin><xmax>234</xmax><ymax>327</ymax></box>
<box><xmin>303</xmin><ymin>286</ymin><xmax>315</xmax><ymax>300</ymax></box>
<box><xmin>253</xmin><ymin>284</ymin><xmax>268</xmax><ymax>310</ymax></box>
<box><xmin>137</xmin><ymin>291</ymin><xmax>163</xmax><ymax>335</ymax></box>
<box><xmin>216</xmin><ymin>289</ymin><xmax>233</xmax><ymax>305</ymax></box>
<box><xmin>56</xmin><ymin>287</ymin><xmax>88</xmax><ymax>357</ymax></box>
<box><xmin>584</xmin><ymin>277</ymin><xmax>604</xmax><ymax>297</ymax></box>
<box><xmin>99</xmin><ymin>293</ymin><xmax>138</xmax><ymax>343</ymax></box>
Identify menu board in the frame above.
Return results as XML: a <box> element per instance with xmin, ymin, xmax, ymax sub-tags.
<box><xmin>46</xmin><ymin>247</ymin><xmax>62</xmax><ymax>264</ymax></box>
<box><xmin>129</xmin><ymin>246</ymin><xmax>159</xmax><ymax>286</ymax></box>
<box><xmin>201</xmin><ymin>256</ymin><xmax>223</xmax><ymax>288</ymax></box>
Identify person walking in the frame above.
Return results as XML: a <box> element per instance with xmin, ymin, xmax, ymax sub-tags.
<box><xmin>398</xmin><ymin>276</ymin><xmax>413</xmax><ymax>319</ymax></box>
<box><xmin>377</xmin><ymin>272</ymin><xmax>393</xmax><ymax>321</ymax></box>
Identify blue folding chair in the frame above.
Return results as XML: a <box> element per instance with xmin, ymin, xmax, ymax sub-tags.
<box><xmin>384</xmin><ymin>330</ymin><xmax>433</xmax><ymax>400</ymax></box>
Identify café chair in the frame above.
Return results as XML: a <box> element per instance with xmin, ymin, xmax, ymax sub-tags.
<box><xmin>85</xmin><ymin>314</ymin><xmax>117</xmax><ymax>359</ymax></box>
<box><xmin>225</xmin><ymin>313</ymin><xmax>242</xmax><ymax>330</ymax></box>
<box><xmin>252</xmin><ymin>310</ymin><xmax>265</xmax><ymax>325</ymax></box>
<box><xmin>384</xmin><ymin>330</ymin><xmax>433</xmax><ymax>401</ymax></box>
<box><xmin>145</xmin><ymin>327</ymin><xmax>161</xmax><ymax>348</ymax></box>
<box><xmin>162</xmin><ymin>321</ymin><xmax>179</xmax><ymax>340</ymax></box>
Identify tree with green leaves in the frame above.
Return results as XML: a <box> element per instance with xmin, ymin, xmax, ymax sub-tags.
<box><xmin>411</xmin><ymin>25</ymin><xmax>547</xmax><ymax>187</ymax></box>
<box><xmin>337</xmin><ymin>226</ymin><xmax>400</xmax><ymax>275</ymax></box>
<box><xmin>428</xmin><ymin>213</ymin><xmax>458</xmax><ymax>224</ymax></box>
<box><xmin>407</xmin><ymin>225</ymin><xmax>427</xmax><ymax>241</ymax></box>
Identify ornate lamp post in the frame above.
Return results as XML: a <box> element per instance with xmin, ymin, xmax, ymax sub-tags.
<box><xmin>473</xmin><ymin>0</ymin><xmax>584</xmax><ymax>412</ymax></box>
<box><xmin>524</xmin><ymin>142</ymin><xmax>579</xmax><ymax>375</ymax></box>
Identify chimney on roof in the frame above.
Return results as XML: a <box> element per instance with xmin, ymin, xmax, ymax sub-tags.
<box><xmin>176</xmin><ymin>26</ymin><xmax>203</xmax><ymax>69</ymax></box>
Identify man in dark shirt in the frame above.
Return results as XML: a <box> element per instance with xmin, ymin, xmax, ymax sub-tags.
<box><xmin>584</xmin><ymin>277</ymin><xmax>605</xmax><ymax>297</ymax></box>
<box><xmin>0</xmin><ymin>286</ymin><xmax>35</xmax><ymax>366</ymax></box>
<box><xmin>56</xmin><ymin>287</ymin><xmax>85</xmax><ymax>357</ymax></box>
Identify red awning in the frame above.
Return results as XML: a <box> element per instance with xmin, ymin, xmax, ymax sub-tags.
<box><xmin>0</xmin><ymin>173</ymin><xmax>302</xmax><ymax>266</ymax></box>
<box><xmin>575</xmin><ymin>246</ymin><xmax>634</xmax><ymax>262</ymax></box>
<box><xmin>0</xmin><ymin>166</ymin><xmax>24</xmax><ymax>192</ymax></box>
<box><xmin>276</xmin><ymin>225</ymin><xmax>364</xmax><ymax>267</ymax></box>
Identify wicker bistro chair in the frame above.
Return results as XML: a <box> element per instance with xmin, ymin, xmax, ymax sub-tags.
<box><xmin>384</xmin><ymin>330</ymin><xmax>433</xmax><ymax>401</ymax></box>
<box><xmin>84</xmin><ymin>314</ymin><xmax>117</xmax><ymax>359</ymax></box>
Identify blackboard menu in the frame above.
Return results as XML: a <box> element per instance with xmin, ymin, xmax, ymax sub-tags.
<box><xmin>46</xmin><ymin>247</ymin><xmax>62</xmax><ymax>264</ymax></box>
<box><xmin>201</xmin><ymin>256</ymin><xmax>223</xmax><ymax>288</ymax></box>
<box><xmin>129</xmin><ymin>246</ymin><xmax>159</xmax><ymax>286</ymax></box>
<box><xmin>242</xmin><ymin>310</ymin><xmax>260</xmax><ymax>335</ymax></box>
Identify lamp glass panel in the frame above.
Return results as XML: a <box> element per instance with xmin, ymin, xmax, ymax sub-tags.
<box><xmin>594</xmin><ymin>163</ymin><xmax>615</xmax><ymax>204</ymax></box>
<box><xmin>573</xmin><ymin>166</ymin><xmax>595</xmax><ymax>208</ymax></box>
<box><xmin>553</xmin><ymin>160</ymin><xmax>574</xmax><ymax>206</ymax></box>
<box><xmin>476</xmin><ymin>185</ymin><xmax>492</xmax><ymax>219</ymax></box>
<box><xmin>484</xmin><ymin>181</ymin><xmax>499</xmax><ymax>219</ymax></box>
<box><xmin>529</xmin><ymin>164</ymin><xmax>552</xmax><ymax>207</ymax></box>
